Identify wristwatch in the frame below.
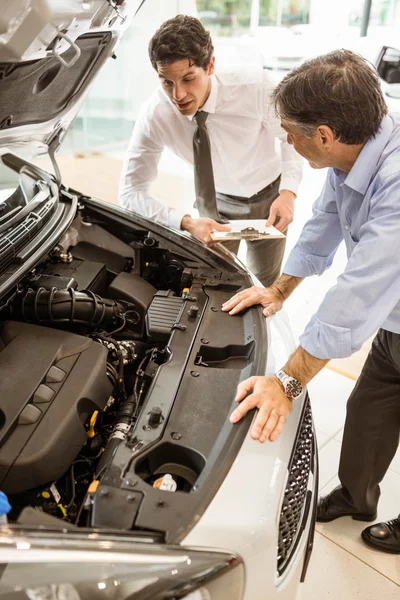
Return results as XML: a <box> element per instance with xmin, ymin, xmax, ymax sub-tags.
<box><xmin>274</xmin><ymin>369</ymin><xmax>303</xmax><ymax>400</ymax></box>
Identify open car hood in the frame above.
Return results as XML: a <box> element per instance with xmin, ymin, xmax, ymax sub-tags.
<box><xmin>0</xmin><ymin>0</ymin><xmax>143</xmax><ymax>158</ymax></box>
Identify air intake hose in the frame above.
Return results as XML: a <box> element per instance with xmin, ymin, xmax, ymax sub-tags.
<box><xmin>10</xmin><ymin>287</ymin><xmax>127</xmax><ymax>329</ymax></box>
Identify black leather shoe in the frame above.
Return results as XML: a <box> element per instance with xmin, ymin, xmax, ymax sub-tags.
<box><xmin>361</xmin><ymin>518</ymin><xmax>400</xmax><ymax>553</ymax></box>
<box><xmin>317</xmin><ymin>492</ymin><xmax>377</xmax><ymax>523</ymax></box>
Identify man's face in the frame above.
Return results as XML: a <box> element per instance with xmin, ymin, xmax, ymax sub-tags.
<box><xmin>282</xmin><ymin>121</ymin><xmax>331</xmax><ymax>169</ymax></box>
<box><xmin>157</xmin><ymin>57</ymin><xmax>214</xmax><ymax>117</ymax></box>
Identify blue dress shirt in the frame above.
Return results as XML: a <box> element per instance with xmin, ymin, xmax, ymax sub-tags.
<box><xmin>284</xmin><ymin>114</ymin><xmax>400</xmax><ymax>359</ymax></box>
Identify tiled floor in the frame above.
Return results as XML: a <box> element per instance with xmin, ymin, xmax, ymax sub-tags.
<box><xmin>298</xmin><ymin>369</ymin><xmax>400</xmax><ymax>598</ymax></box>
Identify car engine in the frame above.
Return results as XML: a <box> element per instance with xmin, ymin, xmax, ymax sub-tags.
<box><xmin>0</xmin><ymin>213</ymin><xmax>198</xmax><ymax>526</ymax></box>
<box><xmin>0</xmin><ymin>190</ymin><xmax>263</xmax><ymax>543</ymax></box>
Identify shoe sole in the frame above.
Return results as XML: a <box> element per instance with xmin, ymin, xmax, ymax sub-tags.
<box><xmin>361</xmin><ymin>532</ymin><xmax>400</xmax><ymax>554</ymax></box>
<box><xmin>317</xmin><ymin>512</ymin><xmax>377</xmax><ymax>523</ymax></box>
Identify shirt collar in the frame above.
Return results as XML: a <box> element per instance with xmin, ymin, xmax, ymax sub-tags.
<box><xmin>343</xmin><ymin>115</ymin><xmax>394</xmax><ymax>194</ymax></box>
<box><xmin>186</xmin><ymin>73</ymin><xmax>218</xmax><ymax>121</ymax></box>
<box><xmin>201</xmin><ymin>73</ymin><xmax>218</xmax><ymax>114</ymax></box>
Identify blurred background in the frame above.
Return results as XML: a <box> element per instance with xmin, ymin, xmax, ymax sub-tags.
<box><xmin>61</xmin><ymin>0</ymin><xmax>400</xmax><ymax>154</ymax></box>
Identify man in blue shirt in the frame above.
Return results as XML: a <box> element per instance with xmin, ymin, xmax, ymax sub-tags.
<box><xmin>222</xmin><ymin>49</ymin><xmax>400</xmax><ymax>554</ymax></box>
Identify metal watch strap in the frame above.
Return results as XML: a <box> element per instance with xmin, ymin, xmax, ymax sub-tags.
<box><xmin>274</xmin><ymin>369</ymin><xmax>303</xmax><ymax>400</ymax></box>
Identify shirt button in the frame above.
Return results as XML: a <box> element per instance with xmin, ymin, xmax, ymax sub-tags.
<box><xmin>344</xmin><ymin>225</ymin><xmax>350</xmax><ymax>230</ymax></box>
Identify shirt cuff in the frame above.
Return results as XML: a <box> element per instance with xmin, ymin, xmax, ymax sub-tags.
<box><xmin>300</xmin><ymin>315</ymin><xmax>353</xmax><ymax>359</ymax></box>
<box><xmin>284</xmin><ymin>247</ymin><xmax>329</xmax><ymax>277</ymax></box>
<box><xmin>168</xmin><ymin>208</ymin><xmax>189</xmax><ymax>231</ymax></box>
<box><xmin>279</xmin><ymin>175</ymin><xmax>300</xmax><ymax>197</ymax></box>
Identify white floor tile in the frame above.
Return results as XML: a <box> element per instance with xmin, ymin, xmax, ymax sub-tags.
<box><xmin>320</xmin><ymin>474</ymin><xmax>341</xmax><ymax>496</ymax></box>
<box><xmin>318</xmin><ymin>439</ymin><xmax>342</xmax><ymax>491</ymax></box>
<box><xmin>308</xmin><ymin>369</ymin><xmax>355</xmax><ymax>438</ymax></box>
<box><xmin>297</xmin><ymin>532</ymin><xmax>400</xmax><ymax>599</ymax></box>
<box><xmin>316</xmin><ymin>469</ymin><xmax>400</xmax><ymax>586</ymax></box>
<box><xmin>389</xmin><ymin>444</ymin><xmax>400</xmax><ymax>476</ymax></box>
<box><xmin>315</xmin><ymin>428</ymin><xmax>330</xmax><ymax>450</ymax></box>
<box><xmin>334</xmin><ymin>428</ymin><xmax>344</xmax><ymax>443</ymax></box>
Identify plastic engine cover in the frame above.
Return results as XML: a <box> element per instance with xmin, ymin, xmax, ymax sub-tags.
<box><xmin>0</xmin><ymin>321</ymin><xmax>112</xmax><ymax>494</ymax></box>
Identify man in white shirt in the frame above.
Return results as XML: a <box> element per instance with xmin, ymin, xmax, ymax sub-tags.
<box><xmin>119</xmin><ymin>15</ymin><xmax>303</xmax><ymax>287</ymax></box>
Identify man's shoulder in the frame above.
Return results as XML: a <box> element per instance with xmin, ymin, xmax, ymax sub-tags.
<box><xmin>378</xmin><ymin>113</ymin><xmax>400</xmax><ymax>181</ymax></box>
<box><xmin>138</xmin><ymin>88</ymin><xmax>174</xmax><ymax>123</ymax></box>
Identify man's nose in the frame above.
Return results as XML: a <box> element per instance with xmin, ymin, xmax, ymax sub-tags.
<box><xmin>173</xmin><ymin>84</ymin><xmax>186</xmax><ymax>102</ymax></box>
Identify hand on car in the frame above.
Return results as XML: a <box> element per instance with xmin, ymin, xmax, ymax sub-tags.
<box><xmin>266</xmin><ymin>190</ymin><xmax>295</xmax><ymax>232</ymax></box>
<box><xmin>221</xmin><ymin>285</ymin><xmax>284</xmax><ymax>317</ymax></box>
<box><xmin>230</xmin><ymin>376</ymin><xmax>293</xmax><ymax>442</ymax></box>
<box><xmin>181</xmin><ymin>215</ymin><xmax>231</xmax><ymax>246</ymax></box>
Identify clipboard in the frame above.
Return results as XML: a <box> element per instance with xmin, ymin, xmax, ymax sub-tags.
<box><xmin>210</xmin><ymin>219</ymin><xmax>285</xmax><ymax>242</ymax></box>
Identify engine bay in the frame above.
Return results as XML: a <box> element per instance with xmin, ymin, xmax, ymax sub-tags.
<box><xmin>0</xmin><ymin>196</ymin><xmax>266</xmax><ymax>542</ymax></box>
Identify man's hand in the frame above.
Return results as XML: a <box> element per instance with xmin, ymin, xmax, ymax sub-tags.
<box><xmin>266</xmin><ymin>189</ymin><xmax>296</xmax><ymax>232</ymax></box>
<box><xmin>230</xmin><ymin>376</ymin><xmax>293</xmax><ymax>442</ymax></box>
<box><xmin>221</xmin><ymin>285</ymin><xmax>284</xmax><ymax>316</ymax></box>
<box><xmin>181</xmin><ymin>215</ymin><xmax>231</xmax><ymax>246</ymax></box>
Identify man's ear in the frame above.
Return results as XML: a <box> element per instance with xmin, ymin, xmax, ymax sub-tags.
<box><xmin>317</xmin><ymin>125</ymin><xmax>335</xmax><ymax>150</ymax></box>
<box><xmin>207</xmin><ymin>56</ymin><xmax>215</xmax><ymax>75</ymax></box>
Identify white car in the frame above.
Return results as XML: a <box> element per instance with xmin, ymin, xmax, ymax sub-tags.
<box><xmin>0</xmin><ymin>2</ymin><xmax>317</xmax><ymax>600</ymax></box>
<box><xmin>375</xmin><ymin>45</ymin><xmax>400</xmax><ymax>112</ymax></box>
<box><xmin>252</xmin><ymin>26</ymin><xmax>306</xmax><ymax>71</ymax></box>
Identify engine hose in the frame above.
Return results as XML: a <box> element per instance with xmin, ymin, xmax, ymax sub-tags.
<box><xmin>10</xmin><ymin>287</ymin><xmax>127</xmax><ymax>330</ymax></box>
<box><xmin>95</xmin><ymin>393</ymin><xmax>136</xmax><ymax>478</ymax></box>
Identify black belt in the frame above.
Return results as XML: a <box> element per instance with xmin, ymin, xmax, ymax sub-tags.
<box><xmin>218</xmin><ymin>175</ymin><xmax>281</xmax><ymax>202</ymax></box>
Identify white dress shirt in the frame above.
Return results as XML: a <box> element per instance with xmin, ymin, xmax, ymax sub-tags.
<box><xmin>119</xmin><ymin>66</ymin><xmax>303</xmax><ymax>230</ymax></box>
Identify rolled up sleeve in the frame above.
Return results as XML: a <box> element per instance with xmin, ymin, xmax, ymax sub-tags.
<box><xmin>299</xmin><ymin>174</ymin><xmax>400</xmax><ymax>359</ymax></box>
<box><xmin>284</xmin><ymin>170</ymin><xmax>343</xmax><ymax>277</ymax></box>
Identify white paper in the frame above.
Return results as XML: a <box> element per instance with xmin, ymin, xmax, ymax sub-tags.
<box><xmin>211</xmin><ymin>219</ymin><xmax>285</xmax><ymax>240</ymax></box>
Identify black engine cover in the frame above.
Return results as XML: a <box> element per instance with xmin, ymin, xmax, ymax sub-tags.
<box><xmin>0</xmin><ymin>321</ymin><xmax>112</xmax><ymax>494</ymax></box>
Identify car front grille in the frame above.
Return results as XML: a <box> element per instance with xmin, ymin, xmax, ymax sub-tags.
<box><xmin>277</xmin><ymin>396</ymin><xmax>315</xmax><ymax>575</ymax></box>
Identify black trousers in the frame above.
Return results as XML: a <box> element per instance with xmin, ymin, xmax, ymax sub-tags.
<box><xmin>214</xmin><ymin>177</ymin><xmax>286</xmax><ymax>288</ymax></box>
<box><xmin>333</xmin><ymin>329</ymin><xmax>400</xmax><ymax>514</ymax></box>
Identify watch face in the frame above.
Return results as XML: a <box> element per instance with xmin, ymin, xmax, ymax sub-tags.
<box><xmin>285</xmin><ymin>379</ymin><xmax>302</xmax><ymax>398</ymax></box>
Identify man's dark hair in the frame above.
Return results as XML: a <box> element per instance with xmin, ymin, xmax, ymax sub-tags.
<box><xmin>272</xmin><ymin>50</ymin><xmax>388</xmax><ymax>145</ymax></box>
<box><xmin>149</xmin><ymin>15</ymin><xmax>213</xmax><ymax>71</ymax></box>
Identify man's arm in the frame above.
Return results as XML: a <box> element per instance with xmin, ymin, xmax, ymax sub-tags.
<box><xmin>223</xmin><ymin>171</ymin><xmax>343</xmax><ymax>314</ymax></box>
<box><xmin>118</xmin><ymin>106</ymin><xmax>189</xmax><ymax>230</ymax></box>
<box><xmin>119</xmin><ymin>106</ymin><xmax>230</xmax><ymax>242</ymax></box>
<box><xmin>282</xmin><ymin>346</ymin><xmax>328</xmax><ymax>385</ymax></box>
<box><xmin>230</xmin><ymin>173</ymin><xmax>400</xmax><ymax>443</ymax></box>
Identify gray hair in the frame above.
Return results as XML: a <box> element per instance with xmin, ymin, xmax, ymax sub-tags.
<box><xmin>272</xmin><ymin>50</ymin><xmax>388</xmax><ymax>145</ymax></box>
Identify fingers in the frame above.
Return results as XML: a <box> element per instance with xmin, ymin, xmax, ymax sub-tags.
<box><xmin>251</xmin><ymin>404</ymin><xmax>279</xmax><ymax>441</ymax></box>
<box><xmin>274</xmin><ymin>218</ymin><xmax>287</xmax><ymax>232</ymax></box>
<box><xmin>234</xmin><ymin>376</ymin><xmax>258</xmax><ymax>402</ymax></box>
<box><xmin>231</xmin><ymin>400</ymin><xmax>287</xmax><ymax>443</ymax></box>
<box><xmin>229</xmin><ymin>392</ymin><xmax>258</xmax><ymax>424</ymax></box>
<box><xmin>274</xmin><ymin>214</ymin><xmax>291</xmax><ymax>232</ymax></box>
<box><xmin>212</xmin><ymin>220</ymin><xmax>231</xmax><ymax>232</ymax></box>
<box><xmin>252</xmin><ymin>410</ymin><xmax>287</xmax><ymax>443</ymax></box>
<box><xmin>265</xmin><ymin>205</ymin><xmax>278</xmax><ymax>228</ymax></box>
<box><xmin>221</xmin><ymin>287</ymin><xmax>262</xmax><ymax>314</ymax></box>
<box><xmin>270</xmin><ymin>415</ymin><xmax>287</xmax><ymax>442</ymax></box>
<box><xmin>262</xmin><ymin>304</ymin><xmax>279</xmax><ymax>318</ymax></box>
